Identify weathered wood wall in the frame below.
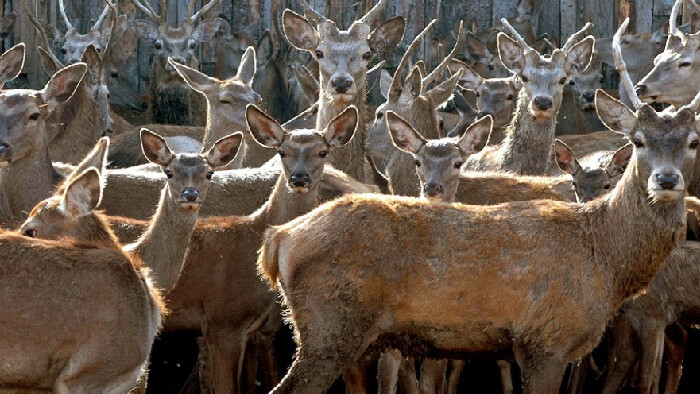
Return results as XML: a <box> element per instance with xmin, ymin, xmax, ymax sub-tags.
<box><xmin>1</xmin><ymin>0</ymin><xmax>682</xmax><ymax>92</ymax></box>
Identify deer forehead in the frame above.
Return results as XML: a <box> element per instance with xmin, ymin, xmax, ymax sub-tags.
<box><xmin>421</xmin><ymin>141</ymin><xmax>462</xmax><ymax>159</ymax></box>
<box><xmin>219</xmin><ymin>82</ymin><xmax>256</xmax><ymax>99</ymax></box>
<box><xmin>158</xmin><ymin>26</ymin><xmax>194</xmax><ymax>42</ymax></box>
<box><xmin>168</xmin><ymin>154</ymin><xmax>209</xmax><ymax>174</ymax></box>
<box><xmin>480</xmin><ymin>79</ymin><xmax>516</xmax><ymax>94</ymax></box>
<box><xmin>282</xmin><ymin>130</ymin><xmax>327</xmax><ymax>150</ymax></box>
<box><xmin>0</xmin><ymin>91</ymin><xmax>42</xmax><ymax>113</ymax></box>
<box><xmin>573</xmin><ymin>168</ymin><xmax>608</xmax><ymax>182</ymax></box>
<box><xmin>316</xmin><ymin>34</ymin><xmax>370</xmax><ymax>57</ymax></box>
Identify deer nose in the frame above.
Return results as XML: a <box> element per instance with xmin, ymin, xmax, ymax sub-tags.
<box><xmin>331</xmin><ymin>77</ymin><xmax>353</xmax><ymax>94</ymax></box>
<box><xmin>656</xmin><ymin>174</ymin><xmax>679</xmax><ymax>190</ymax></box>
<box><xmin>290</xmin><ymin>172</ymin><xmax>311</xmax><ymax>187</ymax></box>
<box><xmin>424</xmin><ymin>182</ymin><xmax>443</xmax><ymax>197</ymax></box>
<box><xmin>533</xmin><ymin>96</ymin><xmax>553</xmax><ymax>111</ymax></box>
<box><xmin>583</xmin><ymin>91</ymin><xmax>595</xmax><ymax>102</ymax></box>
<box><xmin>182</xmin><ymin>188</ymin><xmax>201</xmax><ymax>202</ymax></box>
<box><xmin>636</xmin><ymin>84</ymin><xmax>647</xmax><ymax>95</ymax></box>
<box><xmin>0</xmin><ymin>142</ymin><xmax>8</xmax><ymax>156</ymax></box>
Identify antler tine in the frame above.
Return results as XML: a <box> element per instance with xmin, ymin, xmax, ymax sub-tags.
<box><xmin>613</xmin><ymin>18</ymin><xmax>643</xmax><ymax>109</ymax></box>
<box><xmin>129</xmin><ymin>0</ymin><xmax>162</xmax><ymax>23</ymax></box>
<box><xmin>423</xmin><ymin>20</ymin><xmax>463</xmax><ymax>88</ymax></box>
<box><xmin>500</xmin><ymin>18</ymin><xmax>530</xmax><ymax>49</ymax></box>
<box><xmin>670</xmin><ymin>0</ymin><xmax>686</xmax><ymax>39</ymax></box>
<box><xmin>296</xmin><ymin>0</ymin><xmax>329</xmax><ymax>24</ymax></box>
<box><xmin>189</xmin><ymin>0</ymin><xmax>220</xmax><ymax>23</ymax></box>
<box><xmin>561</xmin><ymin>22</ymin><xmax>593</xmax><ymax>52</ymax></box>
<box><xmin>388</xmin><ymin>19</ymin><xmax>436</xmax><ymax>102</ymax></box>
<box><xmin>24</xmin><ymin>6</ymin><xmax>64</xmax><ymax>67</ymax></box>
<box><xmin>685</xmin><ymin>88</ymin><xmax>700</xmax><ymax>112</ymax></box>
<box><xmin>58</xmin><ymin>0</ymin><xmax>75</xmax><ymax>31</ymax></box>
<box><xmin>101</xmin><ymin>0</ymin><xmax>119</xmax><ymax>62</ymax></box>
<box><xmin>687</xmin><ymin>0</ymin><xmax>700</xmax><ymax>14</ymax></box>
<box><xmin>94</xmin><ymin>2</ymin><xmax>112</xmax><ymax>30</ymax></box>
<box><xmin>358</xmin><ymin>0</ymin><xmax>387</xmax><ymax>26</ymax></box>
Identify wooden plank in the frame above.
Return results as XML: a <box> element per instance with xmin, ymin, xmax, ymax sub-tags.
<box><xmin>583</xmin><ymin>0</ymin><xmax>613</xmax><ymax>40</ymax></box>
<box><xmin>559</xmin><ymin>0</ymin><xmax>576</xmax><ymax>41</ymax></box>
<box><xmin>491</xmin><ymin>0</ymin><xmax>515</xmax><ymax>27</ymax></box>
<box><xmin>634</xmin><ymin>0</ymin><xmax>654</xmax><ymax>33</ymax></box>
<box><xmin>653</xmin><ymin>0</ymin><xmax>674</xmax><ymax>16</ymax></box>
<box><xmin>538</xmin><ymin>0</ymin><xmax>560</xmax><ymax>43</ymax></box>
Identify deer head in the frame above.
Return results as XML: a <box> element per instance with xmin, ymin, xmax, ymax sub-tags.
<box><xmin>282</xmin><ymin>0</ymin><xmax>405</xmax><ymax>103</ymax></box>
<box><xmin>568</xmin><ymin>61</ymin><xmax>604</xmax><ymax>111</ymax></box>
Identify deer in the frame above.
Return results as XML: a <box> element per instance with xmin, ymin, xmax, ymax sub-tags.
<box><xmin>462</xmin><ymin>20</ymin><xmax>595</xmax><ymax>176</ymax></box>
<box><xmin>256</xmin><ymin>17</ymin><xmax>700</xmax><ymax>393</ymax></box>
<box><xmin>0</xmin><ymin>167</ymin><xmax>163</xmax><ymax>392</ymax></box>
<box><xmin>0</xmin><ymin>51</ymin><xmax>87</xmax><ymax>224</ymax></box>
<box><xmin>282</xmin><ymin>0</ymin><xmax>405</xmax><ymax>183</ymax></box>
<box><xmin>366</xmin><ymin>19</ymin><xmax>464</xmax><ymax>197</ymax></box>
<box><xmin>129</xmin><ymin>0</ymin><xmax>223</xmax><ymax>126</ymax></box>
<box><xmin>556</xmin><ymin>60</ymin><xmax>606</xmax><ymax>135</ymax></box>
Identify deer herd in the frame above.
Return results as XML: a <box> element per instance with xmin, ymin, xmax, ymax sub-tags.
<box><xmin>4</xmin><ymin>0</ymin><xmax>700</xmax><ymax>392</ymax></box>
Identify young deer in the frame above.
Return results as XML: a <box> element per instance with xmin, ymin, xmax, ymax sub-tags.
<box><xmin>256</xmin><ymin>18</ymin><xmax>700</xmax><ymax>393</ymax></box>
<box><xmin>366</xmin><ymin>19</ymin><xmax>464</xmax><ymax>196</ymax></box>
<box><xmin>556</xmin><ymin>61</ymin><xmax>606</xmax><ymax>135</ymax></box>
<box><xmin>463</xmin><ymin>20</ymin><xmax>594</xmax><ymax>175</ymax></box>
<box><xmin>0</xmin><ymin>168</ymin><xmax>163</xmax><ymax>392</ymax></box>
<box><xmin>129</xmin><ymin>0</ymin><xmax>223</xmax><ymax>126</ymax></box>
<box><xmin>0</xmin><ymin>55</ymin><xmax>87</xmax><ymax>223</ymax></box>
<box><xmin>282</xmin><ymin>0</ymin><xmax>405</xmax><ymax>183</ymax></box>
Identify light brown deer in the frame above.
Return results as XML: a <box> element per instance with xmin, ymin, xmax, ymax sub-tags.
<box><xmin>256</xmin><ymin>19</ymin><xmax>700</xmax><ymax>394</ymax></box>
<box><xmin>129</xmin><ymin>0</ymin><xmax>223</xmax><ymax>126</ymax></box>
<box><xmin>0</xmin><ymin>168</ymin><xmax>163</xmax><ymax>392</ymax></box>
<box><xmin>282</xmin><ymin>0</ymin><xmax>405</xmax><ymax>183</ymax></box>
<box><xmin>463</xmin><ymin>20</ymin><xmax>595</xmax><ymax>175</ymax></box>
<box><xmin>366</xmin><ymin>19</ymin><xmax>464</xmax><ymax>196</ymax></box>
<box><xmin>0</xmin><ymin>57</ymin><xmax>87</xmax><ymax>223</ymax></box>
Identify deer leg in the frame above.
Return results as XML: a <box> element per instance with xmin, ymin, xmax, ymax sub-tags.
<box><xmin>419</xmin><ymin>358</ymin><xmax>447</xmax><ymax>394</ymax></box>
<box><xmin>517</xmin><ymin>356</ymin><xmax>567</xmax><ymax>394</ymax></box>
<box><xmin>601</xmin><ymin>316</ymin><xmax>638</xmax><ymax>394</ymax></box>
<box><xmin>565</xmin><ymin>357</ymin><xmax>588</xmax><ymax>394</ymax></box>
<box><xmin>259</xmin><ymin>334</ymin><xmax>280</xmax><ymax>390</ymax></box>
<box><xmin>398</xmin><ymin>357</ymin><xmax>420</xmax><ymax>394</ymax></box>
<box><xmin>663</xmin><ymin>323</ymin><xmax>687</xmax><ymax>394</ymax></box>
<box><xmin>54</xmin><ymin>347</ymin><xmax>145</xmax><ymax>394</ymax></box>
<box><xmin>446</xmin><ymin>360</ymin><xmax>464</xmax><ymax>394</ymax></box>
<box><xmin>634</xmin><ymin>326</ymin><xmax>664</xmax><ymax>394</ymax></box>
<box><xmin>204</xmin><ymin>328</ymin><xmax>246</xmax><ymax>394</ymax></box>
<box><xmin>243</xmin><ymin>337</ymin><xmax>261</xmax><ymax>392</ymax></box>
<box><xmin>344</xmin><ymin>353</ymin><xmax>375</xmax><ymax>394</ymax></box>
<box><xmin>497</xmin><ymin>360</ymin><xmax>514</xmax><ymax>394</ymax></box>
<box><xmin>377</xmin><ymin>350</ymin><xmax>402</xmax><ymax>393</ymax></box>
<box><xmin>197</xmin><ymin>336</ymin><xmax>214</xmax><ymax>394</ymax></box>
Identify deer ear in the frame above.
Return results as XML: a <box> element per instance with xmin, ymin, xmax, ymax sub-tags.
<box><xmin>458</xmin><ymin>115</ymin><xmax>492</xmax><ymax>154</ymax></box>
<box><xmin>130</xmin><ymin>19</ymin><xmax>158</xmax><ymax>41</ymax></box>
<box><xmin>405</xmin><ymin>65</ymin><xmax>422</xmax><ymax>97</ymax></box>
<box><xmin>62</xmin><ymin>168</ymin><xmax>102</xmax><ymax>218</ymax></box>
<box><xmin>427</xmin><ymin>70</ymin><xmax>463</xmax><ymax>106</ymax></box>
<box><xmin>0</xmin><ymin>42</ymin><xmax>24</xmax><ymax>88</ymax></box>
<box><xmin>206</xmin><ymin>132</ymin><xmax>243</xmax><ymax>168</ymax></box>
<box><xmin>247</xmin><ymin>104</ymin><xmax>286</xmax><ymax>148</ymax></box>
<box><xmin>379</xmin><ymin>69</ymin><xmax>391</xmax><ymax>98</ymax></box>
<box><xmin>41</xmin><ymin>63</ymin><xmax>86</xmax><ymax>113</ymax></box>
<box><xmin>566</xmin><ymin>36</ymin><xmax>595</xmax><ymax>73</ymax></box>
<box><xmin>606</xmin><ymin>143</ymin><xmax>633</xmax><ymax>177</ymax></box>
<box><xmin>497</xmin><ymin>33</ymin><xmax>525</xmax><ymax>74</ymax></box>
<box><xmin>256</xmin><ymin>30</ymin><xmax>274</xmax><ymax>66</ymax></box>
<box><xmin>283</xmin><ymin>10</ymin><xmax>320</xmax><ymax>52</ymax></box>
<box><xmin>368</xmin><ymin>16</ymin><xmax>406</xmax><ymax>53</ymax></box>
<box><xmin>554</xmin><ymin>140</ymin><xmax>581</xmax><ymax>175</ymax></box>
<box><xmin>595</xmin><ymin>89</ymin><xmax>637</xmax><ymax>136</ymax></box>
<box><xmin>193</xmin><ymin>18</ymin><xmax>224</xmax><ymax>43</ymax></box>
<box><xmin>140</xmin><ymin>128</ymin><xmax>174</xmax><ymax>166</ymax></box>
<box><xmin>171</xmin><ymin>58</ymin><xmax>217</xmax><ymax>94</ymax></box>
<box><xmin>236</xmin><ymin>46</ymin><xmax>256</xmax><ymax>86</ymax></box>
<box><xmin>81</xmin><ymin>45</ymin><xmax>101</xmax><ymax>74</ymax></box>
<box><xmin>324</xmin><ymin>106</ymin><xmax>358</xmax><ymax>147</ymax></box>
<box><xmin>449</xmin><ymin>59</ymin><xmax>482</xmax><ymax>91</ymax></box>
<box><xmin>72</xmin><ymin>138</ymin><xmax>110</xmax><ymax>178</ymax></box>
<box><xmin>37</xmin><ymin>47</ymin><xmax>62</xmax><ymax>77</ymax></box>
<box><xmin>386</xmin><ymin>111</ymin><xmax>425</xmax><ymax>154</ymax></box>
<box><xmin>466</xmin><ymin>32</ymin><xmax>491</xmax><ymax>63</ymax></box>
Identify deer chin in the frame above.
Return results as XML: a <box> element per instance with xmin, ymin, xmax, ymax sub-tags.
<box><xmin>425</xmin><ymin>195</ymin><xmax>447</xmax><ymax>203</ymax></box>
<box><xmin>649</xmin><ymin>188</ymin><xmax>684</xmax><ymax>202</ymax></box>
<box><xmin>329</xmin><ymin>93</ymin><xmax>356</xmax><ymax>104</ymax></box>
<box><xmin>0</xmin><ymin>161</ymin><xmax>8</xmax><ymax>169</ymax></box>
<box><xmin>529</xmin><ymin>106</ymin><xmax>555</xmax><ymax>120</ymax></box>
<box><xmin>179</xmin><ymin>202</ymin><xmax>203</xmax><ymax>210</ymax></box>
<box><xmin>289</xmin><ymin>185</ymin><xmax>311</xmax><ymax>194</ymax></box>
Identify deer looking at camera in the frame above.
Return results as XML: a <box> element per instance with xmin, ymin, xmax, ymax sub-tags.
<box><xmin>257</xmin><ymin>18</ymin><xmax>700</xmax><ymax>394</ymax></box>
<box><xmin>282</xmin><ymin>0</ymin><xmax>405</xmax><ymax>183</ymax></box>
<box><xmin>463</xmin><ymin>20</ymin><xmax>594</xmax><ymax>176</ymax></box>
<box><xmin>129</xmin><ymin>0</ymin><xmax>223</xmax><ymax>126</ymax></box>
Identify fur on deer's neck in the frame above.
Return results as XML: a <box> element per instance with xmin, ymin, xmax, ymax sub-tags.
<box><xmin>251</xmin><ymin>169</ymin><xmax>321</xmax><ymax>227</ymax></box>
<box><xmin>1</xmin><ymin>126</ymin><xmax>60</xmax><ymax>221</ymax></box>
<box><xmin>498</xmin><ymin>89</ymin><xmax>559</xmax><ymax>175</ymax></box>
<box><xmin>150</xmin><ymin>59</ymin><xmax>204</xmax><ymax>126</ymax></box>
<box><xmin>71</xmin><ymin>211</ymin><xmax>123</xmax><ymax>250</ymax></box>
<box><xmin>125</xmin><ymin>185</ymin><xmax>198</xmax><ymax>291</ymax></box>
<box><xmin>317</xmin><ymin>81</ymin><xmax>370</xmax><ymax>182</ymax></box>
<box><xmin>590</xmin><ymin>158</ymin><xmax>686</xmax><ymax>307</ymax></box>
<box><xmin>49</xmin><ymin>79</ymin><xmax>102</xmax><ymax>163</ymax></box>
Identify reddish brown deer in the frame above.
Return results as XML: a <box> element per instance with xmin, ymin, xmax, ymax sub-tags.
<box><xmin>129</xmin><ymin>0</ymin><xmax>223</xmax><ymax>126</ymax></box>
<box><xmin>282</xmin><ymin>0</ymin><xmax>405</xmax><ymax>183</ymax></box>
<box><xmin>0</xmin><ymin>168</ymin><xmax>163</xmax><ymax>392</ymax></box>
<box><xmin>256</xmin><ymin>19</ymin><xmax>700</xmax><ymax>393</ymax></box>
<box><xmin>463</xmin><ymin>20</ymin><xmax>595</xmax><ymax>175</ymax></box>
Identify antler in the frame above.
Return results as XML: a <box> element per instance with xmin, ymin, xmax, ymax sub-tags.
<box><xmin>423</xmin><ymin>20</ymin><xmax>463</xmax><ymax>89</ymax></box>
<box><xmin>93</xmin><ymin>2</ymin><xmax>112</xmax><ymax>31</ymax></box>
<box><xmin>670</xmin><ymin>0</ymin><xmax>686</xmax><ymax>40</ymax></box>
<box><xmin>500</xmin><ymin>18</ymin><xmax>531</xmax><ymax>49</ymax></box>
<box><xmin>58</xmin><ymin>0</ymin><xmax>75</xmax><ymax>31</ymax></box>
<box><xmin>357</xmin><ymin>0</ymin><xmax>387</xmax><ymax>26</ymax></box>
<box><xmin>388</xmin><ymin>19</ymin><xmax>436</xmax><ymax>102</ymax></box>
<box><xmin>24</xmin><ymin>6</ymin><xmax>64</xmax><ymax>67</ymax></box>
<box><xmin>561</xmin><ymin>22</ymin><xmax>593</xmax><ymax>52</ymax></box>
<box><xmin>130</xmin><ymin>0</ymin><xmax>165</xmax><ymax>24</ymax></box>
<box><xmin>613</xmin><ymin>18</ymin><xmax>643</xmax><ymax>109</ymax></box>
<box><xmin>101</xmin><ymin>0</ymin><xmax>119</xmax><ymax>64</ymax></box>
<box><xmin>187</xmin><ymin>0</ymin><xmax>221</xmax><ymax>25</ymax></box>
<box><xmin>296</xmin><ymin>0</ymin><xmax>329</xmax><ymax>24</ymax></box>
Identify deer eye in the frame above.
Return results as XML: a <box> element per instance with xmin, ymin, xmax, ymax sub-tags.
<box><xmin>680</xmin><ymin>61</ymin><xmax>692</xmax><ymax>68</ymax></box>
<box><xmin>362</xmin><ymin>51</ymin><xmax>371</xmax><ymax>60</ymax></box>
<box><xmin>154</xmin><ymin>41</ymin><xmax>162</xmax><ymax>50</ymax></box>
<box><xmin>690</xmin><ymin>139</ymin><xmax>699</xmax><ymax>149</ymax></box>
<box><xmin>29</xmin><ymin>113</ymin><xmax>40</xmax><ymax>121</ymax></box>
<box><xmin>571</xmin><ymin>182</ymin><xmax>578</xmax><ymax>188</ymax></box>
<box><xmin>569</xmin><ymin>80</ymin><xmax>576</xmax><ymax>85</ymax></box>
<box><xmin>454</xmin><ymin>161</ymin><xmax>463</xmax><ymax>169</ymax></box>
<box><xmin>319</xmin><ymin>150</ymin><xmax>328</xmax><ymax>158</ymax></box>
<box><xmin>164</xmin><ymin>169</ymin><xmax>173</xmax><ymax>178</ymax></box>
<box><xmin>60</xmin><ymin>48</ymin><xmax>67</xmax><ymax>54</ymax></box>
<box><xmin>376</xmin><ymin>112</ymin><xmax>383</xmax><ymax>119</ymax></box>
<box><xmin>559</xmin><ymin>77</ymin><xmax>567</xmax><ymax>85</ymax></box>
<box><xmin>189</xmin><ymin>41</ymin><xmax>196</xmax><ymax>50</ymax></box>
<box><xmin>603</xmin><ymin>183</ymin><xmax>611</xmax><ymax>190</ymax></box>
<box><xmin>315</xmin><ymin>50</ymin><xmax>324</xmax><ymax>58</ymax></box>
<box><xmin>95</xmin><ymin>46</ymin><xmax>102</xmax><ymax>53</ymax></box>
<box><xmin>506</xmin><ymin>94</ymin><xmax>513</xmax><ymax>100</ymax></box>
<box><xmin>520</xmin><ymin>75</ymin><xmax>529</xmax><ymax>82</ymax></box>
<box><xmin>278</xmin><ymin>150</ymin><xmax>286</xmax><ymax>158</ymax></box>
<box><xmin>414</xmin><ymin>159</ymin><xmax>421</xmax><ymax>167</ymax></box>
<box><xmin>110</xmin><ymin>71</ymin><xmax>119</xmax><ymax>78</ymax></box>
<box><xmin>474</xmin><ymin>91</ymin><xmax>480</xmax><ymax>97</ymax></box>
<box><xmin>24</xmin><ymin>229</ymin><xmax>37</xmax><ymax>238</ymax></box>
<box><xmin>633</xmin><ymin>138</ymin><xmax>644</xmax><ymax>148</ymax></box>
<box><xmin>206</xmin><ymin>171</ymin><xmax>214</xmax><ymax>180</ymax></box>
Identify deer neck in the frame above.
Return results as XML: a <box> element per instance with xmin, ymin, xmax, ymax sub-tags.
<box><xmin>253</xmin><ymin>171</ymin><xmax>320</xmax><ymax>227</ymax></box>
<box><xmin>498</xmin><ymin>90</ymin><xmax>558</xmax><ymax>175</ymax></box>
<box><xmin>317</xmin><ymin>81</ymin><xmax>370</xmax><ymax>183</ymax></box>
<box><xmin>48</xmin><ymin>80</ymin><xmax>102</xmax><ymax>162</ymax></box>
<box><xmin>126</xmin><ymin>186</ymin><xmax>199</xmax><ymax>291</ymax></box>
<box><xmin>1</xmin><ymin>126</ymin><xmax>59</xmax><ymax>221</ymax></box>
<box><xmin>150</xmin><ymin>61</ymin><xmax>199</xmax><ymax>126</ymax></box>
<box><xmin>594</xmin><ymin>160</ymin><xmax>686</xmax><ymax>307</ymax></box>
